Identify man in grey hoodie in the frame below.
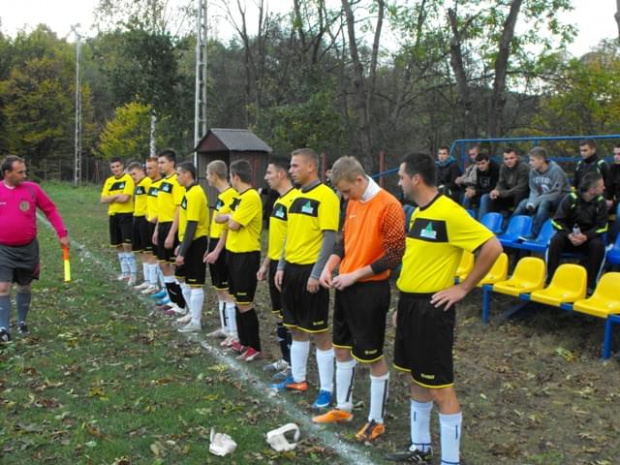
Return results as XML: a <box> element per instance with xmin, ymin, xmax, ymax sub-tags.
<box><xmin>512</xmin><ymin>147</ymin><xmax>570</xmax><ymax>240</ymax></box>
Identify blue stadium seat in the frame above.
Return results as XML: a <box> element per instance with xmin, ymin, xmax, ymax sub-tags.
<box><xmin>497</xmin><ymin>215</ymin><xmax>532</xmax><ymax>248</ymax></box>
<box><xmin>514</xmin><ymin>219</ymin><xmax>556</xmax><ymax>253</ymax></box>
<box><xmin>480</xmin><ymin>212</ymin><xmax>503</xmax><ymax>234</ymax></box>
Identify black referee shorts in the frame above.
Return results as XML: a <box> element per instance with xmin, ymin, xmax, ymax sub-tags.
<box><xmin>156</xmin><ymin>221</ymin><xmax>178</xmax><ymax>263</ymax></box>
<box><xmin>226</xmin><ymin>250</ymin><xmax>260</xmax><ymax>305</ymax></box>
<box><xmin>0</xmin><ymin>240</ymin><xmax>40</xmax><ymax>285</ymax></box>
<box><xmin>207</xmin><ymin>238</ymin><xmax>229</xmax><ymax>290</ymax></box>
<box><xmin>132</xmin><ymin>215</ymin><xmax>150</xmax><ymax>252</ymax></box>
<box><xmin>109</xmin><ymin>213</ymin><xmax>133</xmax><ymax>247</ymax></box>
<box><xmin>175</xmin><ymin>236</ymin><xmax>208</xmax><ymax>286</ymax></box>
<box><xmin>145</xmin><ymin>221</ymin><xmax>156</xmax><ymax>254</ymax></box>
<box><xmin>393</xmin><ymin>292</ymin><xmax>456</xmax><ymax>388</ymax></box>
<box><xmin>281</xmin><ymin>262</ymin><xmax>329</xmax><ymax>333</ymax></box>
<box><xmin>333</xmin><ymin>279</ymin><xmax>390</xmax><ymax>363</ymax></box>
<box><xmin>268</xmin><ymin>259</ymin><xmax>282</xmax><ymax>316</ymax></box>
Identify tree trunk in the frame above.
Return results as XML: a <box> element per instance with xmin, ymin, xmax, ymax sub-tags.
<box><xmin>448</xmin><ymin>7</ymin><xmax>475</xmax><ymax>138</ymax></box>
<box><xmin>488</xmin><ymin>0</ymin><xmax>523</xmax><ymax>138</ymax></box>
<box><xmin>616</xmin><ymin>0</ymin><xmax>620</xmax><ymax>38</ymax></box>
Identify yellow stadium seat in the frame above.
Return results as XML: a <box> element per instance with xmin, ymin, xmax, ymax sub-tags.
<box><xmin>455</xmin><ymin>250</ymin><xmax>474</xmax><ymax>282</ymax></box>
<box><xmin>492</xmin><ymin>257</ymin><xmax>546</xmax><ymax>297</ymax></box>
<box><xmin>477</xmin><ymin>253</ymin><xmax>509</xmax><ymax>287</ymax></box>
<box><xmin>530</xmin><ymin>264</ymin><xmax>587</xmax><ymax>307</ymax></box>
<box><xmin>573</xmin><ymin>272</ymin><xmax>620</xmax><ymax>318</ymax></box>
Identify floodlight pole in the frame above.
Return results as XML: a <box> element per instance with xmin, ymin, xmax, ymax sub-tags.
<box><xmin>194</xmin><ymin>0</ymin><xmax>208</xmax><ymax>164</ymax></box>
<box><xmin>71</xmin><ymin>25</ymin><xmax>83</xmax><ymax>186</ymax></box>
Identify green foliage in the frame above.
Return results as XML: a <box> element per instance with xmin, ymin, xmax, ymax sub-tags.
<box><xmin>97</xmin><ymin>102</ymin><xmax>158</xmax><ymax>160</ymax></box>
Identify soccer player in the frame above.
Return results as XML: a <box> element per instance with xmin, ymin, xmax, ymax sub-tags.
<box><xmin>204</xmin><ymin>160</ymin><xmax>239</xmax><ymax>346</ymax></box>
<box><xmin>142</xmin><ymin>157</ymin><xmax>164</xmax><ymax>294</ymax></box>
<box><xmin>273</xmin><ymin>148</ymin><xmax>340</xmax><ymax>410</ymax></box>
<box><xmin>385</xmin><ymin>152</ymin><xmax>502</xmax><ymax>465</ymax></box>
<box><xmin>100</xmin><ymin>157</ymin><xmax>136</xmax><ymax>284</ymax></box>
<box><xmin>127</xmin><ymin>162</ymin><xmax>152</xmax><ymax>289</ymax></box>
<box><xmin>312</xmin><ymin>156</ymin><xmax>405</xmax><ymax>442</ymax></box>
<box><xmin>174</xmin><ymin>162</ymin><xmax>209</xmax><ymax>333</ymax></box>
<box><xmin>0</xmin><ymin>156</ymin><xmax>70</xmax><ymax>342</ymax></box>
<box><xmin>257</xmin><ymin>156</ymin><xmax>299</xmax><ymax>377</ymax></box>
<box><xmin>218</xmin><ymin>159</ymin><xmax>263</xmax><ymax>361</ymax></box>
<box><xmin>152</xmin><ymin>149</ymin><xmax>187</xmax><ymax>314</ymax></box>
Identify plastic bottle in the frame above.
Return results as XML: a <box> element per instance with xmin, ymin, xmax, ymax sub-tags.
<box><xmin>572</xmin><ymin>224</ymin><xmax>581</xmax><ymax>236</ymax></box>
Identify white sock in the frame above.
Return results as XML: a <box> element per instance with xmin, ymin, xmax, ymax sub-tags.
<box><xmin>157</xmin><ymin>266</ymin><xmax>166</xmax><ymax>288</ymax></box>
<box><xmin>180</xmin><ymin>282</ymin><xmax>191</xmax><ymax>309</ymax></box>
<box><xmin>190</xmin><ymin>288</ymin><xmax>204</xmax><ymax>326</ymax></box>
<box><xmin>410</xmin><ymin>399</ymin><xmax>433</xmax><ymax>453</ymax></box>
<box><xmin>439</xmin><ymin>411</ymin><xmax>462</xmax><ymax>464</ymax></box>
<box><xmin>118</xmin><ymin>253</ymin><xmax>129</xmax><ymax>275</ymax></box>
<box><xmin>142</xmin><ymin>263</ymin><xmax>148</xmax><ymax>283</ymax></box>
<box><xmin>336</xmin><ymin>359</ymin><xmax>356</xmax><ymax>411</ymax></box>
<box><xmin>218</xmin><ymin>300</ymin><xmax>226</xmax><ymax>331</ymax></box>
<box><xmin>225</xmin><ymin>301</ymin><xmax>237</xmax><ymax>337</ymax></box>
<box><xmin>125</xmin><ymin>252</ymin><xmax>137</xmax><ymax>275</ymax></box>
<box><xmin>290</xmin><ymin>340</ymin><xmax>310</xmax><ymax>383</ymax></box>
<box><xmin>369</xmin><ymin>372</ymin><xmax>389</xmax><ymax>423</ymax></box>
<box><xmin>316</xmin><ymin>347</ymin><xmax>334</xmax><ymax>393</ymax></box>
<box><xmin>148</xmin><ymin>264</ymin><xmax>158</xmax><ymax>286</ymax></box>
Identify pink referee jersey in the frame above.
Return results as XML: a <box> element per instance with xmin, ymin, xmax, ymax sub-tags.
<box><xmin>0</xmin><ymin>181</ymin><xmax>67</xmax><ymax>246</ymax></box>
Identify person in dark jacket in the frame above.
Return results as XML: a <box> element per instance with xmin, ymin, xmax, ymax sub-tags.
<box><xmin>547</xmin><ymin>172</ymin><xmax>608</xmax><ymax>290</ymax></box>
<box><xmin>574</xmin><ymin>139</ymin><xmax>610</xmax><ymax>193</ymax></box>
<box><xmin>478</xmin><ymin>148</ymin><xmax>529</xmax><ymax>220</ymax></box>
<box><xmin>436</xmin><ymin>145</ymin><xmax>462</xmax><ymax>202</ymax></box>
<box><xmin>608</xmin><ymin>145</ymin><xmax>620</xmax><ymax>211</ymax></box>
<box><xmin>462</xmin><ymin>152</ymin><xmax>499</xmax><ymax>211</ymax></box>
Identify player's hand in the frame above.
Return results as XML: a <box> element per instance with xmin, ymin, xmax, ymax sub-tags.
<box><xmin>490</xmin><ymin>190</ymin><xmax>499</xmax><ymax>200</ymax></box>
<box><xmin>164</xmin><ymin>236</ymin><xmax>174</xmax><ymax>249</ymax></box>
<box><xmin>152</xmin><ymin>231</ymin><xmax>158</xmax><ymax>245</ymax></box>
<box><xmin>431</xmin><ymin>285</ymin><xmax>468</xmax><ymax>311</ymax></box>
<box><xmin>319</xmin><ymin>268</ymin><xmax>333</xmax><ymax>288</ymax></box>
<box><xmin>307</xmin><ymin>277</ymin><xmax>320</xmax><ymax>294</ymax></box>
<box><xmin>331</xmin><ymin>272</ymin><xmax>357</xmax><ymax>291</ymax></box>
<box><xmin>60</xmin><ymin>236</ymin><xmax>70</xmax><ymax>248</ymax></box>
<box><xmin>274</xmin><ymin>270</ymin><xmax>284</xmax><ymax>292</ymax></box>
<box><xmin>175</xmin><ymin>255</ymin><xmax>185</xmax><ymax>266</ymax></box>
<box><xmin>205</xmin><ymin>250</ymin><xmax>219</xmax><ymax>264</ymax></box>
<box><xmin>174</xmin><ymin>245</ymin><xmax>180</xmax><ymax>256</ymax></box>
<box><xmin>257</xmin><ymin>265</ymin><xmax>268</xmax><ymax>281</ymax></box>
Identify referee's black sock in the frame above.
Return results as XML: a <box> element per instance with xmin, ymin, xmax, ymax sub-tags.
<box><xmin>165</xmin><ymin>282</ymin><xmax>186</xmax><ymax>309</ymax></box>
<box><xmin>276</xmin><ymin>322</ymin><xmax>291</xmax><ymax>363</ymax></box>
<box><xmin>235</xmin><ymin>306</ymin><xmax>248</xmax><ymax>347</ymax></box>
<box><xmin>240</xmin><ymin>308</ymin><xmax>261</xmax><ymax>352</ymax></box>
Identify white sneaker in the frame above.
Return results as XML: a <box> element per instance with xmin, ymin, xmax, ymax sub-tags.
<box><xmin>141</xmin><ymin>284</ymin><xmax>159</xmax><ymax>295</ymax></box>
<box><xmin>207</xmin><ymin>328</ymin><xmax>228</xmax><ymax>338</ymax></box>
<box><xmin>178</xmin><ymin>321</ymin><xmax>201</xmax><ymax>333</ymax></box>
<box><xmin>127</xmin><ymin>275</ymin><xmax>137</xmax><ymax>286</ymax></box>
<box><xmin>116</xmin><ymin>274</ymin><xmax>127</xmax><ymax>281</ymax></box>
<box><xmin>263</xmin><ymin>359</ymin><xmax>290</xmax><ymax>373</ymax></box>
<box><xmin>134</xmin><ymin>281</ymin><xmax>150</xmax><ymax>290</ymax></box>
<box><xmin>174</xmin><ymin>314</ymin><xmax>191</xmax><ymax>326</ymax></box>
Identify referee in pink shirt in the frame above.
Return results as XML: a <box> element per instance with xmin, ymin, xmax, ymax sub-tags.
<box><xmin>0</xmin><ymin>156</ymin><xmax>70</xmax><ymax>342</ymax></box>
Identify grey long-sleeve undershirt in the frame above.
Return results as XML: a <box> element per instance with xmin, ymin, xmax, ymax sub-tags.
<box><xmin>310</xmin><ymin>230</ymin><xmax>337</xmax><ymax>280</ymax></box>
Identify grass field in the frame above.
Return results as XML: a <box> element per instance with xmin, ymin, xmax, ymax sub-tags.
<box><xmin>1</xmin><ymin>182</ymin><xmax>620</xmax><ymax>465</ymax></box>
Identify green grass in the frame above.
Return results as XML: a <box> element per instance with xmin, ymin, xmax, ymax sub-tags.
<box><xmin>2</xmin><ymin>182</ymin><xmax>620</xmax><ymax>465</ymax></box>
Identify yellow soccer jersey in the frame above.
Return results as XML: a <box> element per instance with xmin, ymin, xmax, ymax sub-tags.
<box><xmin>285</xmin><ymin>183</ymin><xmax>339</xmax><ymax>265</ymax></box>
<box><xmin>157</xmin><ymin>173</ymin><xmax>185</xmax><ymax>223</ymax></box>
<box><xmin>146</xmin><ymin>178</ymin><xmax>162</xmax><ymax>222</ymax></box>
<box><xmin>210</xmin><ymin>187</ymin><xmax>237</xmax><ymax>240</ymax></box>
<box><xmin>397</xmin><ymin>195</ymin><xmax>494</xmax><ymax>293</ymax></box>
<box><xmin>101</xmin><ymin>173</ymin><xmax>135</xmax><ymax>215</ymax></box>
<box><xmin>225</xmin><ymin>188</ymin><xmax>262</xmax><ymax>253</ymax></box>
<box><xmin>178</xmin><ymin>184</ymin><xmax>209</xmax><ymax>242</ymax></box>
<box><xmin>268</xmin><ymin>187</ymin><xmax>300</xmax><ymax>261</ymax></box>
<box><xmin>133</xmin><ymin>176</ymin><xmax>151</xmax><ymax>217</ymax></box>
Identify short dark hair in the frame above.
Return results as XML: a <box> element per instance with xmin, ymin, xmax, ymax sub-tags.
<box><xmin>401</xmin><ymin>152</ymin><xmax>436</xmax><ymax>186</ymax></box>
<box><xmin>177</xmin><ymin>161</ymin><xmax>196</xmax><ymax>180</ymax></box>
<box><xmin>474</xmin><ymin>152</ymin><xmax>490</xmax><ymax>162</ymax></box>
<box><xmin>1</xmin><ymin>155</ymin><xmax>25</xmax><ymax>177</ymax></box>
<box><xmin>579</xmin><ymin>139</ymin><xmax>596</xmax><ymax>149</ymax></box>
<box><xmin>291</xmin><ymin>148</ymin><xmax>319</xmax><ymax>167</ymax></box>
<box><xmin>127</xmin><ymin>161</ymin><xmax>144</xmax><ymax>172</ymax></box>
<box><xmin>268</xmin><ymin>155</ymin><xmax>290</xmax><ymax>173</ymax></box>
<box><xmin>110</xmin><ymin>157</ymin><xmax>123</xmax><ymax>165</ymax></box>
<box><xmin>503</xmin><ymin>147</ymin><xmax>517</xmax><ymax>155</ymax></box>
<box><xmin>581</xmin><ymin>171</ymin><xmax>602</xmax><ymax>192</ymax></box>
<box><xmin>230</xmin><ymin>159</ymin><xmax>252</xmax><ymax>184</ymax></box>
<box><xmin>438</xmin><ymin>145</ymin><xmax>450</xmax><ymax>152</ymax></box>
<box><xmin>529</xmin><ymin>146</ymin><xmax>548</xmax><ymax>161</ymax></box>
<box><xmin>157</xmin><ymin>149</ymin><xmax>177</xmax><ymax>164</ymax></box>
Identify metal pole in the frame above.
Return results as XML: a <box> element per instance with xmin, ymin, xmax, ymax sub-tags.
<box><xmin>72</xmin><ymin>27</ymin><xmax>82</xmax><ymax>186</ymax></box>
<box><xmin>194</xmin><ymin>0</ymin><xmax>208</xmax><ymax>165</ymax></box>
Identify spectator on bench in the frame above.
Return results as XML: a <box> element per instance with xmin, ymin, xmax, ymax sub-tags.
<box><xmin>574</xmin><ymin>138</ymin><xmax>610</xmax><ymax>194</ymax></box>
<box><xmin>608</xmin><ymin>145</ymin><xmax>620</xmax><ymax>238</ymax></box>
<box><xmin>436</xmin><ymin>145</ymin><xmax>462</xmax><ymax>202</ymax></box>
<box><xmin>547</xmin><ymin>172</ymin><xmax>608</xmax><ymax>291</ymax></box>
<box><xmin>462</xmin><ymin>152</ymin><xmax>499</xmax><ymax>212</ymax></box>
<box><xmin>454</xmin><ymin>144</ymin><xmax>480</xmax><ymax>200</ymax></box>
<box><xmin>478</xmin><ymin>148</ymin><xmax>529</xmax><ymax>220</ymax></box>
<box><xmin>512</xmin><ymin>147</ymin><xmax>570</xmax><ymax>241</ymax></box>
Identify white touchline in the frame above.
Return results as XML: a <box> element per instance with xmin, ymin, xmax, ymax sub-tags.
<box><xmin>38</xmin><ymin>214</ymin><xmax>378</xmax><ymax>465</ymax></box>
